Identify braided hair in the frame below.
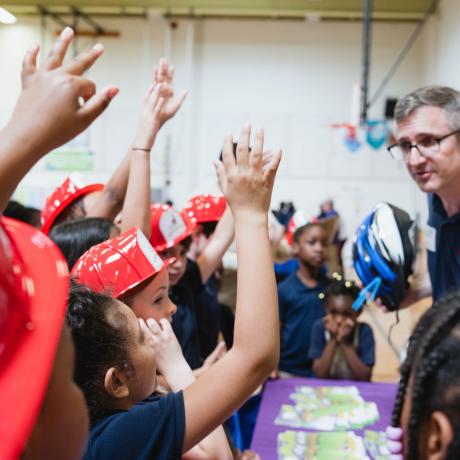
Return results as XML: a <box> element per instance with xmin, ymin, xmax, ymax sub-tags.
<box><xmin>391</xmin><ymin>292</ymin><xmax>460</xmax><ymax>460</ymax></box>
<box><xmin>66</xmin><ymin>280</ymin><xmax>133</xmax><ymax>425</ymax></box>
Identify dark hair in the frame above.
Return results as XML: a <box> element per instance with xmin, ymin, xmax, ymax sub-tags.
<box><xmin>50</xmin><ymin>217</ymin><xmax>117</xmax><ymax>269</ymax></box>
<box><xmin>200</xmin><ymin>221</ymin><xmax>218</xmax><ymax>238</ymax></box>
<box><xmin>3</xmin><ymin>200</ymin><xmax>41</xmax><ymax>228</ymax></box>
<box><xmin>52</xmin><ymin>196</ymin><xmax>87</xmax><ymax>228</ymax></box>
<box><xmin>324</xmin><ymin>279</ymin><xmax>360</xmax><ymax>308</ymax></box>
<box><xmin>391</xmin><ymin>292</ymin><xmax>460</xmax><ymax>460</ymax></box>
<box><xmin>293</xmin><ymin>223</ymin><xmax>324</xmax><ymax>243</ymax></box>
<box><xmin>66</xmin><ymin>281</ymin><xmax>132</xmax><ymax>424</ymax></box>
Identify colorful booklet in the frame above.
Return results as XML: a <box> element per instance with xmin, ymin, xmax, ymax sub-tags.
<box><xmin>277</xmin><ymin>430</ymin><xmax>369</xmax><ymax>460</ymax></box>
<box><xmin>275</xmin><ymin>386</ymin><xmax>379</xmax><ymax>431</ymax></box>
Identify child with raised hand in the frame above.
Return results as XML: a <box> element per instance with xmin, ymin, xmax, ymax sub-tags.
<box><xmin>389</xmin><ymin>292</ymin><xmax>460</xmax><ymax>460</ymax></box>
<box><xmin>148</xmin><ymin>201</ymin><xmax>234</xmax><ymax>369</ymax></box>
<box><xmin>309</xmin><ymin>279</ymin><xmax>375</xmax><ymax>381</ymax></box>
<box><xmin>0</xmin><ymin>28</ymin><xmax>117</xmax><ymax>459</ymax></box>
<box><xmin>68</xmin><ymin>124</ymin><xmax>282</xmax><ymax>459</ymax></box>
<box><xmin>278</xmin><ymin>222</ymin><xmax>330</xmax><ymax>377</ymax></box>
<box><xmin>40</xmin><ymin>56</ymin><xmax>186</xmax><ymax>236</ymax></box>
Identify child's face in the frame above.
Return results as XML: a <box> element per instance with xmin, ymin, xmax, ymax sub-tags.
<box><xmin>293</xmin><ymin>225</ymin><xmax>327</xmax><ymax>268</ymax></box>
<box><xmin>113</xmin><ymin>300</ymin><xmax>158</xmax><ymax>402</ymax></box>
<box><xmin>325</xmin><ymin>295</ymin><xmax>357</xmax><ymax>328</ymax></box>
<box><xmin>160</xmin><ymin>242</ymin><xmax>188</xmax><ymax>286</ymax></box>
<box><xmin>25</xmin><ymin>325</ymin><xmax>89</xmax><ymax>460</ymax></box>
<box><xmin>128</xmin><ymin>269</ymin><xmax>177</xmax><ymax>323</ymax></box>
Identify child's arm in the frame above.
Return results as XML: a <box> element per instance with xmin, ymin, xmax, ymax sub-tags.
<box><xmin>181</xmin><ymin>125</ymin><xmax>282</xmax><ymax>452</ymax></box>
<box><xmin>337</xmin><ymin>320</ymin><xmax>372</xmax><ymax>381</ymax></box>
<box><xmin>197</xmin><ymin>207</ymin><xmax>234</xmax><ymax>284</ymax></box>
<box><xmin>85</xmin><ymin>58</ymin><xmax>187</xmax><ymax>221</ymax></box>
<box><xmin>0</xmin><ymin>29</ymin><xmax>117</xmax><ymax>213</ymax></box>
<box><xmin>312</xmin><ymin>315</ymin><xmax>338</xmax><ymax>378</ymax></box>
<box><xmin>144</xmin><ymin>318</ymin><xmax>232</xmax><ymax>460</ymax></box>
<box><xmin>120</xmin><ymin>83</ymin><xmax>168</xmax><ymax>237</ymax></box>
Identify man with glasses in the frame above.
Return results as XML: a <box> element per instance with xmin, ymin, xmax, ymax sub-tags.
<box><xmin>387</xmin><ymin>86</ymin><xmax>460</xmax><ymax>301</ymax></box>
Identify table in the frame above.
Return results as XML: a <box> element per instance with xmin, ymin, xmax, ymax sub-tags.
<box><xmin>250</xmin><ymin>377</ymin><xmax>397</xmax><ymax>459</ymax></box>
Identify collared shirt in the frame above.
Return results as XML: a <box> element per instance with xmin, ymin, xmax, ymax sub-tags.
<box><xmin>84</xmin><ymin>392</ymin><xmax>185</xmax><ymax>460</ymax></box>
<box><xmin>171</xmin><ymin>259</ymin><xmax>204</xmax><ymax>369</ymax></box>
<box><xmin>427</xmin><ymin>193</ymin><xmax>460</xmax><ymax>300</ymax></box>
<box><xmin>278</xmin><ymin>272</ymin><xmax>329</xmax><ymax>377</ymax></box>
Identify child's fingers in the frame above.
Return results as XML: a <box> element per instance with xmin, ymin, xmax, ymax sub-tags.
<box><xmin>146</xmin><ymin>317</ymin><xmax>162</xmax><ymax>334</ymax></box>
<box><xmin>167</xmin><ymin>65</ymin><xmax>175</xmax><ymax>82</ymax></box>
<box><xmin>159</xmin><ymin>318</ymin><xmax>174</xmax><ymax>335</ymax></box>
<box><xmin>21</xmin><ymin>44</ymin><xmax>39</xmax><ymax>86</ymax></box>
<box><xmin>65</xmin><ymin>43</ymin><xmax>104</xmax><ymax>76</ymax></box>
<box><xmin>78</xmin><ymin>86</ymin><xmax>118</xmax><ymax>125</ymax></box>
<box><xmin>249</xmin><ymin>128</ymin><xmax>264</xmax><ymax>170</ymax></box>
<box><xmin>143</xmin><ymin>83</ymin><xmax>155</xmax><ymax>103</ymax></box>
<box><xmin>221</xmin><ymin>132</ymin><xmax>236</xmax><ymax>170</ymax></box>
<box><xmin>139</xmin><ymin>318</ymin><xmax>152</xmax><ymax>337</ymax></box>
<box><xmin>236</xmin><ymin>123</ymin><xmax>251</xmax><ymax>167</ymax></box>
<box><xmin>42</xmin><ymin>26</ymin><xmax>74</xmax><ymax>70</ymax></box>
<box><xmin>213</xmin><ymin>160</ymin><xmax>228</xmax><ymax>193</ymax></box>
<box><xmin>263</xmin><ymin>148</ymin><xmax>282</xmax><ymax>181</ymax></box>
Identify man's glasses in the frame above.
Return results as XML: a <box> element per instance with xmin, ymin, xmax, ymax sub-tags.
<box><xmin>387</xmin><ymin>129</ymin><xmax>460</xmax><ymax>161</ymax></box>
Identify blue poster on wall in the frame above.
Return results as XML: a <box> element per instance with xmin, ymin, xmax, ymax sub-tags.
<box><xmin>366</xmin><ymin>120</ymin><xmax>388</xmax><ymax>150</ymax></box>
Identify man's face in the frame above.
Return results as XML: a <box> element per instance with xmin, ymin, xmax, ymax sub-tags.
<box><xmin>396</xmin><ymin>106</ymin><xmax>460</xmax><ymax>194</ymax></box>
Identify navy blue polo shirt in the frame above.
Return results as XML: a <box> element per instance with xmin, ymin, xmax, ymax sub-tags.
<box><xmin>308</xmin><ymin>319</ymin><xmax>376</xmax><ymax>367</ymax></box>
<box><xmin>196</xmin><ymin>274</ymin><xmax>221</xmax><ymax>359</ymax></box>
<box><xmin>278</xmin><ymin>272</ymin><xmax>328</xmax><ymax>377</ymax></box>
<box><xmin>84</xmin><ymin>392</ymin><xmax>185</xmax><ymax>460</ymax></box>
<box><xmin>171</xmin><ymin>259</ymin><xmax>204</xmax><ymax>369</ymax></box>
<box><xmin>427</xmin><ymin>193</ymin><xmax>460</xmax><ymax>300</ymax></box>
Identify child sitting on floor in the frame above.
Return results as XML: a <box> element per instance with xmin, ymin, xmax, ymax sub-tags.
<box><xmin>309</xmin><ymin>278</ymin><xmax>375</xmax><ymax>381</ymax></box>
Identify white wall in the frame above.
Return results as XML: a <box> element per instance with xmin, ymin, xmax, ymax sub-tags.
<box><xmin>0</xmin><ymin>14</ymin><xmax>428</xmax><ymax>257</ymax></box>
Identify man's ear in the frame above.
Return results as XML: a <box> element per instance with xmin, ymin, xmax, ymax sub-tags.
<box><xmin>426</xmin><ymin>411</ymin><xmax>454</xmax><ymax>460</ymax></box>
<box><xmin>104</xmin><ymin>367</ymin><xmax>130</xmax><ymax>399</ymax></box>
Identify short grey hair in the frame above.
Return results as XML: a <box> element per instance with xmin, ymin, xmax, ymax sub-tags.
<box><xmin>394</xmin><ymin>86</ymin><xmax>460</xmax><ymax>131</ymax></box>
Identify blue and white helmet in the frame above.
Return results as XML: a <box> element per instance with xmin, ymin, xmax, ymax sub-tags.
<box><xmin>353</xmin><ymin>202</ymin><xmax>416</xmax><ymax>311</ymax></box>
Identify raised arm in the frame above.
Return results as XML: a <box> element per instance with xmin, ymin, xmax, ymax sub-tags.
<box><xmin>0</xmin><ymin>28</ymin><xmax>117</xmax><ymax>213</ymax></box>
<box><xmin>181</xmin><ymin>125</ymin><xmax>282</xmax><ymax>451</ymax></box>
<box><xmin>120</xmin><ymin>83</ymin><xmax>168</xmax><ymax>236</ymax></box>
<box><xmin>197</xmin><ymin>206</ymin><xmax>234</xmax><ymax>284</ymax></box>
<box><xmin>86</xmin><ymin>58</ymin><xmax>187</xmax><ymax>221</ymax></box>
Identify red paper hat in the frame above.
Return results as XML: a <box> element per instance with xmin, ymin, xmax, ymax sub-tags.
<box><xmin>149</xmin><ymin>204</ymin><xmax>196</xmax><ymax>252</ymax></box>
<box><xmin>71</xmin><ymin>227</ymin><xmax>171</xmax><ymax>299</ymax></box>
<box><xmin>0</xmin><ymin>217</ymin><xmax>69</xmax><ymax>460</ymax></box>
<box><xmin>183</xmin><ymin>194</ymin><xmax>227</xmax><ymax>223</ymax></box>
<box><xmin>41</xmin><ymin>177</ymin><xmax>104</xmax><ymax>234</ymax></box>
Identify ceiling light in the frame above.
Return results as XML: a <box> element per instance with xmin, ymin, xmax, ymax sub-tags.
<box><xmin>0</xmin><ymin>7</ymin><xmax>17</xmax><ymax>24</ymax></box>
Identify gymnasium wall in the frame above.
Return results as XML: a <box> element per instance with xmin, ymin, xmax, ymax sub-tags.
<box><xmin>0</xmin><ymin>14</ymin><xmax>432</xmax><ymax>264</ymax></box>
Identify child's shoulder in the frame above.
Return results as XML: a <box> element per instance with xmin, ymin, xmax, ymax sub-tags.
<box><xmin>87</xmin><ymin>392</ymin><xmax>185</xmax><ymax>460</ymax></box>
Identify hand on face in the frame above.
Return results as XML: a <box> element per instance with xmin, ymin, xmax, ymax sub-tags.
<box><xmin>143</xmin><ymin>317</ymin><xmax>186</xmax><ymax>376</ymax></box>
<box><xmin>323</xmin><ymin>314</ymin><xmax>338</xmax><ymax>338</ymax></box>
<box><xmin>6</xmin><ymin>27</ymin><xmax>118</xmax><ymax>158</ymax></box>
<box><xmin>336</xmin><ymin>317</ymin><xmax>355</xmax><ymax>344</ymax></box>
<box><xmin>214</xmin><ymin>124</ymin><xmax>282</xmax><ymax>216</ymax></box>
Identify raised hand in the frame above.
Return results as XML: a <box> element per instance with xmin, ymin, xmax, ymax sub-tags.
<box><xmin>5</xmin><ymin>27</ymin><xmax>118</xmax><ymax>158</ymax></box>
<box><xmin>151</xmin><ymin>58</ymin><xmax>187</xmax><ymax>127</ymax></box>
<box><xmin>214</xmin><ymin>124</ymin><xmax>282</xmax><ymax>216</ymax></box>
